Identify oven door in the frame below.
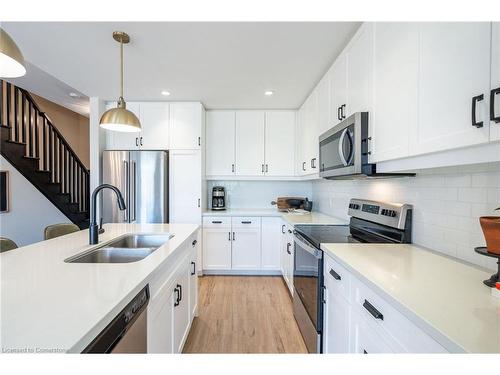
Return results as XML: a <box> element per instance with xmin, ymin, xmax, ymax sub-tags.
<box><xmin>293</xmin><ymin>231</ymin><xmax>323</xmax><ymax>353</ymax></box>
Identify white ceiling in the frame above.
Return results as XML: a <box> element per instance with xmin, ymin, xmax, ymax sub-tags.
<box><xmin>2</xmin><ymin>22</ymin><xmax>360</xmax><ymax>110</ymax></box>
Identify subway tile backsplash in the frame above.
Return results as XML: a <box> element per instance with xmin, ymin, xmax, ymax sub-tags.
<box><xmin>311</xmin><ymin>163</ymin><xmax>500</xmax><ymax>271</ymax></box>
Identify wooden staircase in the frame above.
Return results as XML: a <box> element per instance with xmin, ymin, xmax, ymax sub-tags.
<box><xmin>0</xmin><ymin>80</ymin><xmax>90</xmax><ymax>229</ymax></box>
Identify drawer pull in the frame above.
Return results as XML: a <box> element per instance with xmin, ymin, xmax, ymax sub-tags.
<box><xmin>241</xmin><ymin>221</ymin><xmax>252</xmax><ymax>224</ymax></box>
<box><xmin>286</xmin><ymin>243</ymin><xmax>291</xmax><ymax>255</ymax></box>
<box><xmin>212</xmin><ymin>220</ymin><xmax>222</xmax><ymax>224</ymax></box>
<box><xmin>363</xmin><ymin>299</ymin><xmax>384</xmax><ymax>320</ymax></box>
<box><xmin>329</xmin><ymin>268</ymin><xmax>341</xmax><ymax>280</ymax></box>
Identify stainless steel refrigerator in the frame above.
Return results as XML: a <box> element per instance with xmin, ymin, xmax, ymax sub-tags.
<box><xmin>102</xmin><ymin>150</ymin><xmax>169</xmax><ymax>223</ymax></box>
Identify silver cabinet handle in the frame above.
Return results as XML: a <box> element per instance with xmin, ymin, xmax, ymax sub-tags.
<box><xmin>286</xmin><ymin>243</ymin><xmax>291</xmax><ymax>255</ymax></box>
<box><xmin>123</xmin><ymin>160</ymin><xmax>129</xmax><ymax>222</ymax></box>
<box><xmin>281</xmin><ymin>224</ymin><xmax>285</xmax><ymax>234</ymax></box>
<box><xmin>135</xmin><ymin>137</ymin><xmax>139</xmax><ymax>147</ymax></box>
<box><xmin>302</xmin><ymin>161</ymin><xmax>306</xmax><ymax>171</ymax></box>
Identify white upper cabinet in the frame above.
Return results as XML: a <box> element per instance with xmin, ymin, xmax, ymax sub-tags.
<box><xmin>169</xmin><ymin>150</ymin><xmax>202</xmax><ymax>224</ymax></box>
<box><xmin>330</xmin><ymin>53</ymin><xmax>348</xmax><ymax>126</ymax></box>
<box><xmin>139</xmin><ymin>102</ymin><xmax>169</xmax><ymax>150</ymax></box>
<box><xmin>491</xmin><ymin>23</ymin><xmax>500</xmax><ymax>141</ymax></box>
<box><xmin>206</xmin><ymin>111</ymin><xmax>236</xmax><ymax>176</ymax></box>
<box><xmin>169</xmin><ymin>102</ymin><xmax>203</xmax><ymax>150</ymax></box>
<box><xmin>371</xmin><ymin>23</ymin><xmax>418</xmax><ymax>162</ymax></box>
<box><xmin>410</xmin><ymin>23</ymin><xmax>491</xmax><ymax>155</ymax></box>
<box><xmin>104</xmin><ymin>102</ymin><xmax>141</xmax><ymax>150</ymax></box>
<box><xmin>317</xmin><ymin>72</ymin><xmax>332</xmax><ymax>135</ymax></box>
<box><xmin>302</xmin><ymin>90</ymin><xmax>319</xmax><ymax>175</ymax></box>
<box><xmin>235</xmin><ymin>111</ymin><xmax>265</xmax><ymax>176</ymax></box>
<box><xmin>346</xmin><ymin>22</ymin><xmax>374</xmax><ymax>118</ymax></box>
<box><xmin>296</xmin><ymin>105</ymin><xmax>307</xmax><ymax>175</ymax></box>
<box><xmin>264</xmin><ymin>111</ymin><xmax>296</xmax><ymax>176</ymax></box>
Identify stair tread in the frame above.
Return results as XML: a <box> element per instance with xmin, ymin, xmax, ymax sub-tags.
<box><xmin>0</xmin><ymin>125</ymin><xmax>11</xmax><ymax>129</ymax></box>
<box><xmin>5</xmin><ymin>140</ymin><xmax>27</xmax><ymax>145</ymax></box>
<box><xmin>23</xmin><ymin>155</ymin><xmax>40</xmax><ymax>160</ymax></box>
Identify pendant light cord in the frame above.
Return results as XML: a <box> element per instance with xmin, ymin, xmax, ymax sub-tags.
<box><xmin>120</xmin><ymin>38</ymin><xmax>124</xmax><ymax>98</ymax></box>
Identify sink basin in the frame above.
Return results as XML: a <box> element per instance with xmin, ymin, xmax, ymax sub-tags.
<box><xmin>65</xmin><ymin>234</ymin><xmax>173</xmax><ymax>263</ymax></box>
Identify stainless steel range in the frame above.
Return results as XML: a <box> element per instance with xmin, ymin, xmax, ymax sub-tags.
<box><xmin>292</xmin><ymin>198</ymin><xmax>413</xmax><ymax>353</ymax></box>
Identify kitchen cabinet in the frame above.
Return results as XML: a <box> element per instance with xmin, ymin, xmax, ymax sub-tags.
<box><xmin>297</xmin><ymin>91</ymin><xmax>319</xmax><ymax>176</ymax></box>
<box><xmin>169</xmin><ymin>102</ymin><xmax>203</xmax><ymax>150</ymax></box>
<box><xmin>491</xmin><ymin>22</ymin><xmax>500</xmax><ymax>141</ymax></box>
<box><xmin>330</xmin><ymin>53</ymin><xmax>347</xmax><ymax>126</ymax></box>
<box><xmin>345</xmin><ymin>22</ymin><xmax>374</xmax><ymax>118</ymax></box>
<box><xmin>410</xmin><ymin>23</ymin><xmax>491</xmax><ymax>155</ymax></box>
<box><xmin>235</xmin><ymin>111</ymin><xmax>265</xmax><ymax>176</ymax></box>
<box><xmin>172</xmin><ymin>261</ymin><xmax>190</xmax><ymax>354</ymax></box>
<box><xmin>317</xmin><ymin>72</ymin><xmax>332</xmax><ymax>136</ymax></box>
<box><xmin>280</xmin><ymin>221</ymin><xmax>294</xmax><ymax>296</ymax></box>
<box><xmin>296</xmin><ymin>105</ymin><xmax>307</xmax><ymax>176</ymax></box>
<box><xmin>371</xmin><ymin>23</ymin><xmax>418</xmax><ymax>162</ymax></box>
<box><xmin>148</xmin><ymin>278</ymin><xmax>174</xmax><ymax>353</ymax></box>
<box><xmin>231</xmin><ymin>217</ymin><xmax>261</xmax><ymax>270</ymax></box>
<box><xmin>104</xmin><ymin>102</ymin><xmax>142</xmax><ymax>150</ymax></box>
<box><xmin>351</xmin><ymin>309</ymin><xmax>393</xmax><ymax>354</ymax></box>
<box><xmin>139</xmin><ymin>102</ymin><xmax>170</xmax><ymax>150</ymax></box>
<box><xmin>206</xmin><ymin>110</ymin><xmax>236</xmax><ymax>176</ymax></box>
<box><xmin>202</xmin><ymin>218</ymin><xmax>232</xmax><ymax>270</ymax></box>
<box><xmin>189</xmin><ymin>236</ymin><xmax>199</xmax><ymax>320</ymax></box>
<box><xmin>264</xmin><ymin>111</ymin><xmax>296</xmax><ymax>176</ymax></box>
<box><xmin>260</xmin><ymin>217</ymin><xmax>281</xmax><ymax>270</ymax></box>
<box><xmin>169</xmin><ymin>150</ymin><xmax>202</xmax><ymax>225</ymax></box>
<box><xmin>324</xmin><ymin>292</ymin><xmax>351</xmax><ymax>353</ymax></box>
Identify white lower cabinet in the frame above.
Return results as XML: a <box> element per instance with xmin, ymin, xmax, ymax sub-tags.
<box><xmin>323</xmin><ymin>253</ymin><xmax>447</xmax><ymax>354</ymax></box>
<box><xmin>147</xmin><ymin>233</ymin><xmax>198</xmax><ymax>354</ymax></box>
<box><xmin>280</xmin><ymin>221</ymin><xmax>294</xmax><ymax>295</ymax></box>
<box><xmin>189</xmin><ymin>236</ymin><xmax>199</xmax><ymax>319</ymax></box>
<box><xmin>231</xmin><ymin>217</ymin><xmax>261</xmax><ymax>270</ymax></box>
<box><xmin>261</xmin><ymin>217</ymin><xmax>282</xmax><ymax>270</ymax></box>
<box><xmin>202</xmin><ymin>218</ymin><xmax>232</xmax><ymax>270</ymax></box>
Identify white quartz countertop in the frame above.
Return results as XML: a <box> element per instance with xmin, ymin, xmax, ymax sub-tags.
<box><xmin>0</xmin><ymin>223</ymin><xmax>199</xmax><ymax>353</ymax></box>
<box><xmin>203</xmin><ymin>208</ymin><xmax>348</xmax><ymax>226</ymax></box>
<box><xmin>321</xmin><ymin>243</ymin><xmax>500</xmax><ymax>353</ymax></box>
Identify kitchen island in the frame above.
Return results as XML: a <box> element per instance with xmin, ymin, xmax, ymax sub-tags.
<box><xmin>0</xmin><ymin>223</ymin><xmax>199</xmax><ymax>353</ymax></box>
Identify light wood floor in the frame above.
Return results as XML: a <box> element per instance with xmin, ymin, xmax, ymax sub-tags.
<box><xmin>182</xmin><ymin>276</ymin><xmax>307</xmax><ymax>353</ymax></box>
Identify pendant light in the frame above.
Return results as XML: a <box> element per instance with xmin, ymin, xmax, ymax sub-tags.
<box><xmin>0</xmin><ymin>28</ymin><xmax>26</xmax><ymax>78</ymax></box>
<box><xmin>100</xmin><ymin>31</ymin><xmax>141</xmax><ymax>132</ymax></box>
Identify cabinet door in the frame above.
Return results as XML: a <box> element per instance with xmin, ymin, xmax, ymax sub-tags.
<box><xmin>147</xmin><ymin>284</ymin><xmax>174</xmax><ymax>353</ymax></box>
<box><xmin>410</xmin><ymin>23</ymin><xmax>491</xmax><ymax>155</ymax></box>
<box><xmin>139</xmin><ymin>102</ymin><xmax>169</xmax><ymax>150</ymax></box>
<box><xmin>317</xmin><ymin>72</ymin><xmax>332</xmax><ymax>136</ymax></box>
<box><xmin>189</xmin><ymin>237</ymin><xmax>199</xmax><ymax>319</ymax></box>
<box><xmin>491</xmin><ymin>22</ymin><xmax>500</xmax><ymax>141</ymax></box>
<box><xmin>330</xmin><ymin>54</ymin><xmax>348</xmax><ymax>126</ymax></box>
<box><xmin>231</xmin><ymin>217</ymin><xmax>261</xmax><ymax>270</ymax></box>
<box><xmin>285</xmin><ymin>225</ymin><xmax>294</xmax><ymax>295</ymax></box>
<box><xmin>371</xmin><ymin>23</ymin><xmax>418</xmax><ymax>162</ymax></box>
<box><xmin>202</xmin><ymin>226</ymin><xmax>232</xmax><ymax>270</ymax></box>
<box><xmin>323</xmin><ymin>288</ymin><xmax>351</xmax><ymax>353</ymax></box>
<box><xmin>169</xmin><ymin>102</ymin><xmax>203</xmax><ymax>150</ymax></box>
<box><xmin>351</xmin><ymin>309</ymin><xmax>393</xmax><ymax>354</ymax></box>
<box><xmin>303</xmin><ymin>91</ymin><xmax>319</xmax><ymax>174</ymax></box>
<box><xmin>264</xmin><ymin>111</ymin><xmax>296</xmax><ymax>176</ymax></box>
<box><xmin>206</xmin><ymin>111</ymin><xmax>236</xmax><ymax>175</ymax></box>
<box><xmin>169</xmin><ymin>150</ymin><xmax>202</xmax><ymax>224</ymax></box>
<box><xmin>296</xmin><ymin>105</ymin><xmax>307</xmax><ymax>175</ymax></box>
<box><xmin>346</xmin><ymin>23</ymin><xmax>374</xmax><ymax>118</ymax></box>
<box><xmin>104</xmin><ymin>102</ymin><xmax>141</xmax><ymax>150</ymax></box>
<box><xmin>235</xmin><ymin>111</ymin><xmax>265</xmax><ymax>176</ymax></box>
<box><xmin>261</xmin><ymin>217</ymin><xmax>281</xmax><ymax>270</ymax></box>
<box><xmin>279</xmin><ymin>221</ymin><xmax>287</xmax><ymax>279</ymax></box>
<box><xmin>172</xmin><ymin>264</ymin><xmax>190</xmax><ymax>353</ymax></box>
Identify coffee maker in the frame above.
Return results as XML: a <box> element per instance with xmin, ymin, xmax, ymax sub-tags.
<box><xmin>211</xmin><ymin>186</ymin><xmax>226</xmax><ymax>210</ymax></box>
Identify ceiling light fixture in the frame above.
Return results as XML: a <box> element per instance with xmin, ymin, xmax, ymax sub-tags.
<box><xmin>264</xmin><ymin>90</ymin><xmax>274</xmax><ymax>96</ymax></box>
<box><xmin>69</xmin><ymin>92</ymin><xmax>80</xmax><ymax>98</ymax></box>
<box><xmin>161</xmin><ymin>90</ymin><xmax>171</xmax><ymax>96</ymax></box>
<box><xmin>0</xmin><ymin>28</ymin><xmax>26</xmax><ymax>78</ymax></box>
<box><xmin>100</xmin><ymin>31</ymin><xmax>141</xmax><ymax>133</ymax></box>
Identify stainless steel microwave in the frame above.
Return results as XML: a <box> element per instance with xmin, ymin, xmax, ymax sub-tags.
<box><xmin>319</xmin><ymin>112</ymin><xmax>414</xmax><ymax>179</ymax></box>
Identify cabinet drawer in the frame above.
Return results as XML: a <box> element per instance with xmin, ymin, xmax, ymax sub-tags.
<box><xmin>203</xmin><ymin>216</ymin><xmax>231</xmax><ymax>228</ymax></box>
<box><xmin>231</xmin><ymin>216</ymin><xmax>261</xmax><ymax>229</ymax></box>
<box><xmin>324</xmin><ymin>254</ymin><xmax>351</xmax><ymax>303</ymax></box>
<box><xmin>351</xmin><ymin>276</ymin><xmax>447</xmax><ymax>353</ymax></box>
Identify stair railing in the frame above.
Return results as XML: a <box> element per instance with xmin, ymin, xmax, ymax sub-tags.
<box><xmin>0</xmin><ymin>80</ymin><xmax>89</xmax><ymax>214</ymax></box>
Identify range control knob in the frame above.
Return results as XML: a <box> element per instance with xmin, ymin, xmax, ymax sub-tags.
<box><xmin>390</xmin><ymin>210</ymin><xmax>397</xmax><ymax>217</ymax></box>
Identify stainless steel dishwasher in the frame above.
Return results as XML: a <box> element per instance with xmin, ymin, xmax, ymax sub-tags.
<box><xmin>83</xmin><ymin>285</ymin><xmax>149</xmax><ymax>353</ymax></box>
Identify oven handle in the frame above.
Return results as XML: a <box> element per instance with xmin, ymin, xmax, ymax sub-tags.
<box><xmin>293</xmin><ymin>231</ymin><xmax>322</xmax><ymax>259</ymax></box>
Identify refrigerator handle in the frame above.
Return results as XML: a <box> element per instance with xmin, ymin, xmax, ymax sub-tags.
<box><xmin>123</xmin><ymin>160</ymin><xmax>129</xmax><ymax>222</ymax></box>
<box><xmin>132</xmin><ymin>161</ymin><xmax>137</xmax><ymax>222</ymax></box>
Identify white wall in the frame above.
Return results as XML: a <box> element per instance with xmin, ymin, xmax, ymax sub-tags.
<box><xmin>207</xmin><ymin>180</ymin><xmax>313</xmax><ymax>209</ymax></box>
<box><xmin>0</xmin><ymin>156</ymin><xmax>70</xmax><ymax>247</ymax></box>
<box><xmin>311</xmin><ymin>163</ymin><xmax>500</xmax><ymax>271</ymax></box>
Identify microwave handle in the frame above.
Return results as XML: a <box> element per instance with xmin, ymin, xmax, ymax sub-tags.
<box><xmin>338</xmin><ymin>128</ymin><xmax>350</xmax><ymax>167</ymax></box>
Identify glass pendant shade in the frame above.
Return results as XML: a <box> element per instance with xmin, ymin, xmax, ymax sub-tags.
<box><xmin>0</xmin><ymin>28</ymin><xmax>26</xmax><ymax>78</ymax></box>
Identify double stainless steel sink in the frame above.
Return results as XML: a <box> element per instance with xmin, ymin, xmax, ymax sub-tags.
<box><xmin>65</xmin><ymin>234</ymin><xmax>173</xmax><ymax>264</ymax></box>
